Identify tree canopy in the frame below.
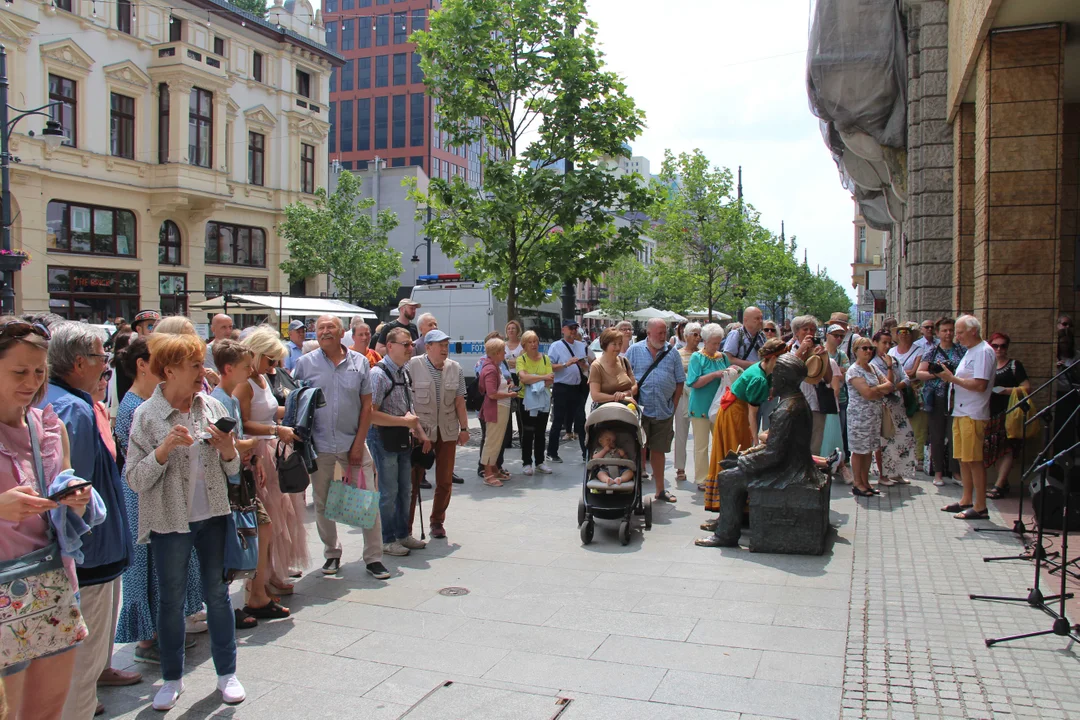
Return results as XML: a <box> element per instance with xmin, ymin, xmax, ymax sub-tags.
<box><xmin>278</xmin><ymin>170</ymin><xmax>402</xmax><ymax>308</ymax></box>
<box><xmin>228</xmin><ymin>0</ymin><xmax>267</xmax><ymax>17</ymax></box>
<box><xmin>409</xmin><ymin>0</ymin><xmax>656</xmax><ymax>319</ymax></box>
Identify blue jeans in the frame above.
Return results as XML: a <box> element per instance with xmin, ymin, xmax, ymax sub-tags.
<box><xmin>368</xmin><ymin>428</ymin><xmax>412</xmax><ymax>543</ymax></box>
<box><xmin>150</xmin><ymin>515</ymin><xmax>236</xmax><ymax>681</ymax></box>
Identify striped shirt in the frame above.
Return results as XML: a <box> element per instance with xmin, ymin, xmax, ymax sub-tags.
<box><xmin>425</xmin><ymin>356</ymin><xmax>467</xmax><ymax>400</ymax></box>
<box><xmin>370</xmin><ymin>356</ymin><xmax>413</xmax><ymax>416</ymax></box>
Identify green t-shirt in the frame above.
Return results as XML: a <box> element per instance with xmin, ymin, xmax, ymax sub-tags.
<box><xmin>685</xmin><ymin>351</ymin><xmax>730</xmax><ymax>418</ymax></box>
<box><xmin>730</xmin><ymin>361</ymin><xmax>771</xmax><ymax>406</ymax></box>
<box><xmin>516</xmin><ymin>353</ymin><xmax>552</xmax><ymax>397</ymax></box>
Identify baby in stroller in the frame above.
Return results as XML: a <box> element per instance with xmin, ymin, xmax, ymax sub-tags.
<box><xmin>591</xmin><ymin>429</ymin><xmax>636</xmax><ymax>487</ymax></box>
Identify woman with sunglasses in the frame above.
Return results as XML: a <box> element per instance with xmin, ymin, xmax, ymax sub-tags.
<box><xmin>985</xmin><ymin>333</ymin><xmax>1031</xmax><ymax>498</ymax></box>
<box><xmin>235</xmin><ymin>329</ymin><xmax>306</xmax><ymax>596</ymax></box>
<box><xmin>846</xmin><ymin>336</ymin><xmax>894</xmax><ymax>496</ymax></box>
<box><xmin>758</xmin><ymin>321</ymin><xmax>781</xmax><ymax>431</ymax></box>
<box><xmin>0</xmin><ymin>319</ymin><xmax>94</xmax><ymax>717</ymax></box>
<box><xmin>871</xmin><ymin>330</ymin><xmax>915</xmax><ymax>486</ymax></box>
<box><xmin>672</xmin><ymin>322</ymin><xmax>701</xmax><ymax>482</ymax></box>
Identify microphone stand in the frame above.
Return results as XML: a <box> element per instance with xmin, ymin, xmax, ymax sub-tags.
<box><xmin>976</xmin><ymin>363</ymin><xmax>1078</xmax><ymax>537</ymax></box>
<box><xmin>969</xmin><ymin>398</ymin><xmax>1080</xmax><ymax>615</ymax></box>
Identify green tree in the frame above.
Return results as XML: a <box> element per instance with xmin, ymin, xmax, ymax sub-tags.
<box><xmin>598</xmin><ymin>255</ymin><xmax>652</xmax><ymax>318</ymax></box>
<box><xmin>228</xmin><ymin>0</ymin><xmax>267</xmax><ymax>17</ymax></box>
<box><xmin>649</xmin><ymin>149</ymin><xmax>753</xmax><ymax>322</ymax></box>
<box><xmin>278</xmin><ymin>170</ymin><xmax>402</xmax><ymax>308</ymax></box>
<box><xmin>409</xmin><ymin>0</ymin><xmax>654</xmax><ymax>320</ymax></box>
<box><xmin>792</xmin><ymin>266</ymin><xmax>852</xmax><ymax>321</ymax></box>
<box><xmin>746</xmin><ymin>232</ymin><xmax>801</xmax><ymax>321</ymax></box>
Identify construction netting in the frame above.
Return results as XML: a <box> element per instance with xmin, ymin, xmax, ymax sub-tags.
<box><xmin>807</xmin><ymin>0</ymin><xmax>907</xmax><ymax>229</ymax></box>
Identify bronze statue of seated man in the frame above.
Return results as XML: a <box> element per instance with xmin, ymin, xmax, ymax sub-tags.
<box><xmin>696</xmin><ymin>353</ymin><xmax>827</xmax><ymax>548</ymax></box>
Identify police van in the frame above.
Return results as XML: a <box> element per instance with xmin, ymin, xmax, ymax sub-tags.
<box><xmin>408</xmin><ymin>274</ymin><xmax>562</xmax><ymax>381</ymax></box>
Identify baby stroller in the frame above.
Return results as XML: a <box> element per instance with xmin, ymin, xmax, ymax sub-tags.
<box><xmin>577</xmin><ymin>401</ymin><xmax>651</xmax><ymax>545</ymax></box>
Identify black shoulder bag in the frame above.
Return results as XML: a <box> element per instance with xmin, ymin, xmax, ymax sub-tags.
<box><xmin>375</xmin><ymin>362</ymin><xmax>415</xmax><ymax>453</ymax></box>
<box><xmin>633</xmin><ymin>344</ymin><xmax>673</xmax><ymax>398</ymax></box>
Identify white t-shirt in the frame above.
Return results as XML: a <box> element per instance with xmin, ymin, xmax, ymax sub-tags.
<box><xmin>182</xmin><ymin>412</ymin><xmax>213</xmax><ymax>523</ymax></box>
<box><xmin>888</xmin><ymin>344</ymin><xmax>924</xmax><ymax>376</ymax></box>
<box><xmin>952</xmin><ymin>340</ymin><xmax>996</xmax><ymax>420</ymax></box>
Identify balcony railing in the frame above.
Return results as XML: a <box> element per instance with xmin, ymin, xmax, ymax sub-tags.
<box><xmin>151</xmin><ymin>41</ymin><xmax>229</xmax><ymax>80</ymax></box>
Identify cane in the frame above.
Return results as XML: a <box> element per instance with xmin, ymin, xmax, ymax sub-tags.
<box><xmin>416</xmin><ymin>475</ymin><xmax>426</xmax><ymax>541</ymax></box>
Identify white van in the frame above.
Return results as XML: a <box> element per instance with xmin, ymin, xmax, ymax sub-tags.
<box><xmin>409</xmin><ymin>274</ymin><xmax>563</xmax><ymax>379</ymax></box>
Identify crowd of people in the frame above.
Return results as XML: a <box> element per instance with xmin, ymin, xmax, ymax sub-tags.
<box><xmin>2</xmin><ymin>296</ymin><xmax>1077</xmax><ymax>718</ymax></box>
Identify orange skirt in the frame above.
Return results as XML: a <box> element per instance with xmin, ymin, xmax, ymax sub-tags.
<box><xmin>705</xmin><ymin>396</ymin><xmax>755</xmax><ymax>512</ymax></box>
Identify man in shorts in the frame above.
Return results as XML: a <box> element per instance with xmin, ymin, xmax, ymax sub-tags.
<box><xmin>625</xmin><ymin>317</ymin><xmax>685</xmax><ymax>503</ymax></box>
<box><xmin>934</xmin><ymin>314</ymin><xmax>995</xmax><ymax>520</ymax></box>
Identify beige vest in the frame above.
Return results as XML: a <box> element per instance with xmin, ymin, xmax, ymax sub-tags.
<box><xmin>408</xmin><ymin>356</ymin><xmax>462</xmax><ymax>441</ymax></box>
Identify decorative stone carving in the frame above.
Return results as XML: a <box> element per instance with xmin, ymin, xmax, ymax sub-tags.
<box><xmin>244</xmin><ymin>105</ymin><xmax>277</xmax><ymax>130</ymax></box>
<box><xmin>104</xmin><ymin>61</ymin><xmax>152</xmax><ymax>90</ymax></box>
<box><xmin>40</xmin><ymin>39</ymin><xmax>95</xmax><ymax>75</ymax></box>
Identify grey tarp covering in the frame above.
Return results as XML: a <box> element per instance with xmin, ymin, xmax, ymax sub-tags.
<box><xmin>806</xmin><ymin>0</ymin><xmax>908</xmax><ymax>227</ymax></box>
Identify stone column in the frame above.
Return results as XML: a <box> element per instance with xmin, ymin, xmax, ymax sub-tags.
<box><xmin>973</xmin><ymin>24</ymin><xmax>1064</xmax><ymax>391</ymax></box>
<box><xmin>953</xmin><ymin>104</ymin><xmax>975</xmax><ymax>314</ymax></box>
<box><xmin>1063</xmin><ymin>105</ymin><xmax>1079</xmax><ymax>318</ymax></box>
<box><xmin>903</xmin><ymin>0</ymin><xmax>954</xmax><ymax>321</ymax></box>
<box><xmin>168</xmin><ymin>81</ymin><xmax>193</xmax><ymax>164</ymax></box>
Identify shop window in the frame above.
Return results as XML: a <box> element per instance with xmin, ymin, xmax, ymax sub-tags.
<box><xmin>205</xmin><ymin>275</ymin><xmax>269</xmax><ymax>296</ymax></box>
<box><xmin>47</xmin><ymin>267</ymin><xmax>139</xmax><ymax>323</ymax></box>
<box><xmin>204</xmin><ymin>222</ymin><xmax>266</xmax><ymax>267</ymax></box>
<box><xmin>158</xmin><ymin>220</ymin><xmax>182</xmax><ymax>265</ymax></box>
<box><xmin>159</xmin><ymin>273</ymin><xmax>187</xmax><ymax>315</ymax></box>
<box><xmin>47</xmin><ymin>201</ymin><xmax>136</xmax><ymax>257</ymax></box>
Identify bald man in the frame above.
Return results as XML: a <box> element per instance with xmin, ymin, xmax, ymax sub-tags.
<box><xmin>723</xmin><ymin>306</ymin><xmax>765</xmax><ymax>369</ymax></box>
<box><xmin>203</xmin><ymin>313</ymin><xmax>234</xmax><ymax>371</ymax></box>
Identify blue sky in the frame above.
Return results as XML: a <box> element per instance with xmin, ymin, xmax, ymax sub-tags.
<box><xmin>585</xmin><ymin>0</ymin><xmax>857</xmax><ymax>299</ymax></box>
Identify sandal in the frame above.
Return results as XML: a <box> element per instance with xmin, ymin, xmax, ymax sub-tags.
<box><xmin>941</xmin><ymin>502</ymin><xmax>973</xmax><ymax>513</ymax></box>
<box><xmin>987</xmin><ymin>484</ymin><xmax>1010</xmax><ymax>499</ymax></box>
<box><xmin>483</xmin><ymin>477</ymin><xmax>504</xmax><ymax>487</ymax></box>
<box><xmin>497</xmin><ymin>469</ymin><xmax>511</xmax><ymax>479</ymax></box>
<box><xmin>933</xmin><ymin>478</ymin><xmax>946</xmax><ymax>487</ymax></box>
<box><xmin>700</xmin><ymin>518</ymin><xmax>718</xmax><ymax>532</ymax></box>
<box><xmin>955</xmin><ymin>507</ymin><xmax>990</xmax><ymax>520</ymax></box>
<box><xmin>243</xmin><ymin>600</ymin><xmax>290</xmax><ymax>619</ymax></box>
<box><xmin>233</xmin><ymin>608</ymin><xmax>258</xmax><ymax>630</ymax></box>
<box><xmin>655</xmin><ymin>490</ymin><xmax>677</xmax><ymax>503</ymax></box>
<box><xmin>852</xmin><ymin>487</ymin><xmax>877</xmax><ymax>497</ymax></box>
<box><xmin>675</xmin><ymin>470</ymin><xmax>687</xmax><ymax>482</ymax></box>
<box><xmin>266</xmin><ymin>581</ymin><xmax>294</xmax><ymax>596</ymax></box>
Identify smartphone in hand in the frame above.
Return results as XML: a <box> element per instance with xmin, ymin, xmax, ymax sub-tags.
<box><xmin>47</xmin><ymin>480</ymin><xmax>93</xmax><ymax>503</ymax></box>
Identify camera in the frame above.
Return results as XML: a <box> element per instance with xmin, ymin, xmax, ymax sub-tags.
<box><xmin>928</xmin><ymin>362</ymin><xmax>944</xmax><ymax>374</ymax></box>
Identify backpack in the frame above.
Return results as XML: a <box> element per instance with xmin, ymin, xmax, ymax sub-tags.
<box><xmin>466</xmin><ymin>359</ymin><xmax>487</xmax><ymax>412</ymax></box>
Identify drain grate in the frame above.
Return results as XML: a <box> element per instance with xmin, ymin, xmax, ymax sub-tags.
<box><xmin>438</xmin><ymin>586</ymin><xmax>470</xmax><ymax>596</ymax></box>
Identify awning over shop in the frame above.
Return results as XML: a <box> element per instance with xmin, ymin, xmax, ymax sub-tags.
<box><xmin>189</xmin><ymin>294</ymin><xmax>377</xmax><ymax>320</ymax></box>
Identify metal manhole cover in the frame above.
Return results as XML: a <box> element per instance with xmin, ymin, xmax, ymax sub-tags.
<box><xmin>438</xmin><ymin>586</ymin><xmax>470</xmax><ymax>596</ymax></box>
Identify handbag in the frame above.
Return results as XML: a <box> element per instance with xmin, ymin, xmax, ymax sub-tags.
<box><xmin>0</xmin><ymin>415</ymin><xmax>88</xmax><ymax>669</ymax></box>
<box><xmin>324</xmin><ymin>466</ymin><xmax>380</xmax><ymax>530</ymax></box>
<box><xmin>815</xmin><ymin>380</ymin><xmax>838</xmax><ymax>415</ymax></box>
<box><xmin>881</xmin><ymin>403</ymin><xmax>896</xmax><ymax>439</ymax></box>
<box><xmin>275</xmin><ymin>441</ymin><xmax>310</xmax><ymax>494</ymax></box>
<box><xmin>902</xmin><ymin>385</ymin><xmax>919</xmax><ymax>417</ymax></box>
<box><xmin>707</xmin><ymin>366</ymin><xmax>742</xmax><ymax>423</ymax></box>
<box><xmin>1005</xmin><ymin>387</ymin><xmax>1041</xmax><ymax>441</ymax></box>
<box><xmin>223</xmin><ymin>510</ymin><xmax>258</xmax><ymax>582</ymax></box>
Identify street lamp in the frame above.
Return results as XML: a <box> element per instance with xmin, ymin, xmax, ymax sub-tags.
<box><xmin>0</xmin><ymin>44</ymin><xmax>65</xmax><ymax>314</ymax></box>
<box><xmin>410</xmin><ymin>238</ymin><xmax>431</xmax><ymax>275</ymax></box>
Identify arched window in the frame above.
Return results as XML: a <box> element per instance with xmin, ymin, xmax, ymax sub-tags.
<box><xmin>159</xmin><ymin>220</ymin><xmax>181</xmax><ymax>265</ymax></box>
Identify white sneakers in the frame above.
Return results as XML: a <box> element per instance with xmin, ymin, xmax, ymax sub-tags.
<box><xmin>523</xmin><ymin>465</ymin><xmax>535</xmax><ymax>476</ymax></box>
<box><xmin>152</xmin><ymin>680</ymin><xmax>184</xmax><ymax>711</ymax></box>
<box><xmin>383</xmin><ymin>541</ymin><xmax>410</xmax><ymax>556</ymax></box>
<box><xmin>399</xmin><ymin>535</ymin><xmax>427</xmax><ymax>550</ymax></box>
<box><xmin>217</xmin><ymin>674</ymin><xmax>246</xmax><ymax>704</ymax></box>
<box><xmin>152</xmin><ymin>675</ymin><xmax>245</xmax><ymax>711</ymax></box>
<box><xmin>537</xmin><ymin>464</ymin><xmax>553</xmax><ymax>474</ymax></box>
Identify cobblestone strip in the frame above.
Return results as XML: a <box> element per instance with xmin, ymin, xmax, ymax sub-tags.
<box><xmin>840</xmin><ymin>482</ymin><xmax>1080</xmax><ymax>720</ymax></box>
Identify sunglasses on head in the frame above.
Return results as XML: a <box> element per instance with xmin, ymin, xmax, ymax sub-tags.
<box><xmin>0</xmin><ymin>320</ymin><xmax>51</xmax><ymax>342</ymax></box>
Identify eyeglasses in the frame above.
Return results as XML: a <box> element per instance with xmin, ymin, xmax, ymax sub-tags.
<box><xmin>100</xmin><ymin>369</ymin><xmax>113</xmax><ymax>382</ymax></box>
<box><xmin>991</xmin><ymin>343</ymin><xmax>1008</xmax><ymax>350</ymax></box>
<box><xmin>858</xmin><ymin>347</ymin><xmax>875</xmax><ymax>352</ymax></box>
<box><xmin>391</xmin><ymin>340</ymin><xmax>415</xmax><ymax>348</ymax></box>
<box><xmin>921</xmin><ymin>325</ymin><xmax>933</xmax><ymax>330</ymax></box>
<box><xmin>0</xmin><ymin>320</ymin><xmax>51</xmax><ymax>342</ymax></box>
<box><xmin>763</xmin><ymin>328</ymin><xmax>777</xmax><ymax>334</ymax></box>
<box><xmin>87</xmin><ymin>352</ymin><xmax>111</xmax><ymax>363</ymax></box>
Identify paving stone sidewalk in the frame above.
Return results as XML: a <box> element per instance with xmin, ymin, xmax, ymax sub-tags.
<box><xmin>98</xmin><ymin>438</ymin><xmax>1080</xmax><ymax>720</ymax></box>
